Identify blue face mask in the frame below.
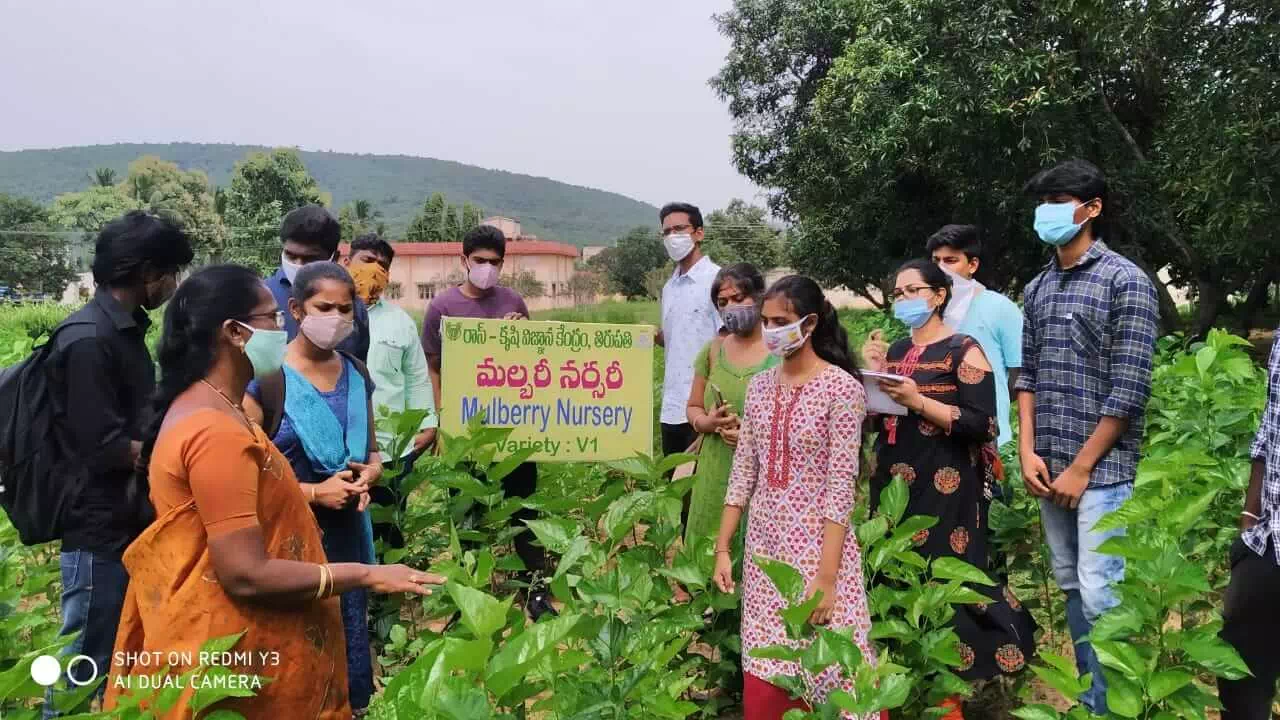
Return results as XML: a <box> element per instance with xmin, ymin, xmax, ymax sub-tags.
<box><xmin>1034</xmin><ymin>201</ymin><xmax>1087</xmax><ymax>247</ymax></box>
<box><xmin>236</xmin><ymin>321</ymin><xmax>288</xmax><ymax>379</ymax></box>
<box><xmin>893</xmin><ymin>298</ymin><xmax>934</xmax><ymax>329</ymax></box>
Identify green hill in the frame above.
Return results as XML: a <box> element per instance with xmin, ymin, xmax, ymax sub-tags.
<box><xmin>0</xmin><ymin>143</ymin><xmax>657</xmax><ymax>246</ymax></box>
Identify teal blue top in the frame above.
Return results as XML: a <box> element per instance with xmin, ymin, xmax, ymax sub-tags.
<box><xmin>957</xmin><ymin>289</ymin><xmax>1023</xmax><ymax>446</ymax></box>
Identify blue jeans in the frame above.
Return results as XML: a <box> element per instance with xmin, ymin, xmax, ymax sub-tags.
<box><xmin>1040</xmin><ymin>482</ymin><xmax>1132</xmax><ymax>715</ymax></box>
<box><xmin>43</xmin><ymin>551</ymin><xmax>129</xmax><ymax>718</ymax></box>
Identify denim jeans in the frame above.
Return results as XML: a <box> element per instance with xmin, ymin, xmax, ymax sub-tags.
<box><xmin>43</xmin><ymin>550</ymin><xmax>129</xmax><ymax>718</ymax></box>
<box><xmin>1040</xmin><ymin>482</ymin><xmax>1132</xmax><ymax>715</ymax></box>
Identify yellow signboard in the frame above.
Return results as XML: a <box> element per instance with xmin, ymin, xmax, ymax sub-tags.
<box><xmin>440</xmin><ymin>317</ymin><xmax>655</xmax><ymax>462</ymax></box>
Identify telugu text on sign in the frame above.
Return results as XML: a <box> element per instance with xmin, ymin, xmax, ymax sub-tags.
<box><xmin>440</xmin><ymin>318</ymin><xmax>654</xmax><ymax>462</ymax></box>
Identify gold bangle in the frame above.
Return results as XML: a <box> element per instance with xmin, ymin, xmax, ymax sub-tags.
<box><xmin>315</xmin><ymin>565</ymin><xmax>326</xmax><ymax>599</ymax></box>
<box><xmin>714</xmin><ymin>549</ymin><xmax>732</xmax><ymax>555</ymax></box>
<box><xmin>323</xmin><ymin>564</ymin><xmax>333</xmax><ymax>599</ymax></box>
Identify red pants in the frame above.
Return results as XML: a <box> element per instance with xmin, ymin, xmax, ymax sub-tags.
<box><xmin>743</xmin><ymin>674</ymin><xmax>893</xmax><ymax>719</ymax></box>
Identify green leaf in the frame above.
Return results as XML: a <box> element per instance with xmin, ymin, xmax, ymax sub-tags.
<box><xmin>875</xmin><ymin>673</ymin><xmax>911</xmax><ymax>709</ymax></box>
<box><xmin>1011</xmin><ymin>706</ymin><xmax>1063</xmax><ymax>720</ymax></box>
<box><xmin>1105</xmin><ymin>674</ymin><xmax>1143</xmax><ymax>718</ymax></box>
<box><xmin>485</xmin><ymin>613</ymin><xmax>582</xmax><ymax>698</ymax></box>
<box><xmin>779</xmin><ymin>592</ymin><xmax>823</xmax><ymax>638</ymax></box>
<box><xmin>1195</xmin><ymin>346</ymin><xmax>1217</xmax><ymax>375</ymax></box>
<box><xmin>752</xmin><ymin>555</ymin><xmax>806</xmax><ymax>601</ymax></box>
<box><xmin>750</xmin><ymin>644</ymin><xmax>804</xmax><ymax>661</ymax></box>
<box><xmin>857</xmin><ymin>516</ymin><xmax>889</xmax><ymax>547</ymax></box>
<box><xmin>1092</xmin><ymin>640</ymin><xmax>1147</xmax><ymax>679</ymax></box>
<box><xmin>1147</xmin><ymin>669</ymin><xmax>1194</xmax><ymax>702</ymax></box>
<box><xmin>488</xmin><ymin>445</ymin><xmax>538</xmax><ymax>482</ymax></box>
<box><xmin>390</xmin><ymin>624</ymin><xmax>408</xmax><ymax>646</ymax></box>
<box><xmin>189</xmin><ymin>667</ymin><xmax>260</xmax><ymax>713</ymax></box>
<box><xmin>198</xmin><ymin>631</ymin><xmax>246</xmax><ymax>656</ymax></box>
<box><xmin>930</xmin><ymin>556</ymin><xmax>995</xmax><ymax>586</ymax></box>
<box><xmin>879</xmin><ymin>478</ymin><xmax>909</xmax><ymax>526</ymax></box>
<box><xmin>523</xmin><ymin>517</ymin><xmax>580</xmax><ymax>554</ymax></box>
<box><xmin>552</xmin><ymin>535</ymin><xmax>592</xmax><ymax>582</ymax></box>
<box><xmin>444</xmin><ymin>582</ymin><xmax>508</xmax><ymax>639</ymax></box>
<box><xmin>1182</xmin><ymin>634</ymin><xmax>1251</xmax><ymax>679</ymax></box>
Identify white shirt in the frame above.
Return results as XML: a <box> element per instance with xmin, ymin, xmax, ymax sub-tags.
<box><xmin>660</xmin><ymin>255</ymin><xmax>722</xmax><ymax>424</ymax></box>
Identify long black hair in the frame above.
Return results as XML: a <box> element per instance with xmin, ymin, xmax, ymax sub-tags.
<box><xmin>763</xmin><ymin>275</ymin><xmax>861</xmax><ymax>382</ymax></box>
<box><xmin>894</xmin><ymin>258</ymin><xmax>953</xmax><ymax>317</ymax></box>
<box><xmin>136</xmin><ymin>265</ymin><xmax>266</xmax><ymax>484</ymax></box>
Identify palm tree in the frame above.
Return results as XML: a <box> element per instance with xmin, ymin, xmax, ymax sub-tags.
<box><xmin>352</xmin><ymin>199</ymin><xmax>381</xmax><ymax>225</ymax></box>
<box><xmin>89</xmin><ymin>167</ymin><xmax>116</xmax><ymax>187</ymax></box>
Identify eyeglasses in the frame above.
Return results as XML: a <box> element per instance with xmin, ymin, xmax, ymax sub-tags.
<box><xmin>661</xmin><ymin>224</ymin><xmax>695</xmax><ymax>237</ymax></box>
<box><xmin>890</xmin><ymin>285</ymin><xmax>936</xmax><ymax>302</ymax></box>
<box><xmin>243</xmin><ymin>311</ymin><xmax>286</xmax><ymax>329</ymax></box>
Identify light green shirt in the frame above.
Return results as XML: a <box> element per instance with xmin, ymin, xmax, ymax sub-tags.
<box><xmin>367</xmin><ymin>300</ymin><xmax>436</xmax><ymax>455</ymax></box>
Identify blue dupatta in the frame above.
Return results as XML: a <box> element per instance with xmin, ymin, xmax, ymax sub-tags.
<box><xmin>284</xmin><ymin>359</ymin><xmax>376</xmax><ymax>564</ymax></box>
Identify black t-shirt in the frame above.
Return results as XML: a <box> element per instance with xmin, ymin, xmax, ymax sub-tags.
<box><xmin>54</xmin><ymin>291</ymin><xmax>155</xmax><ymax>552</ymax></box>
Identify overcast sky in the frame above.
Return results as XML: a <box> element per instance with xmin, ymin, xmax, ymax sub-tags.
<box><xmin>0</xmin><ymin>0</ymin><xmax>763</xmax><ymax>212</ymax></box>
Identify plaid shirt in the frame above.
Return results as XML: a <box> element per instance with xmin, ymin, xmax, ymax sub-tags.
<box><xmin>1015</xmin><ymin>241</ymin><xmax>1159</xmax><ymax>487</ymax></box>
<box><xmin>1246</xmin><ymin>333</ymin><xmax>1280</xmax><ymax>565</ymax></box>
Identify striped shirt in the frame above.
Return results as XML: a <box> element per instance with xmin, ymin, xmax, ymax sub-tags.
<box><xmin>1015</xmin><ymin>240</ymin><xmax>1159</xmax><ymax>487</ymax></box>
<box><xmin>1247</xmin><ymin>333</ymin><xmax>1280</xmax><ymax>564</ymax></box>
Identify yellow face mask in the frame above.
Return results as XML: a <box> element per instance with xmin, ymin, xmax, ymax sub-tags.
<box><xmin>350</xmin><ymin>262</ymin><xmax>390</xmax><ymax>306</ymax></box>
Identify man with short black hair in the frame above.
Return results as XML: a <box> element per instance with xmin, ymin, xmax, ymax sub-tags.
<box><xmin>267</xmin><ymin>204</ymin><xmax>370</xmax><ymax>361</ymax></box>
<box><xmin>926</xmin><ymin>224</ymin><xmax>1022</xmax><ymax>447</ymax></box>
<box><xmin>1016</xmin><ymin>159</ymin><xmax>1159</xmax><ymax>715</ymax></box>
<box><xmin>657</xmin><ymin>202</ymin><xmax>721</xmax><ymax>524</ymax></box>
<box><xmin>45</xmin><ymin>211</ymin><xmax>194</xmax><ymax>716</ymax></box>
<box><xmin>422</xmin><ymin>225</ymin><xmax>556</xmax><ymax>620</ymax></box>
<box><xmin>344</xmin><ymin>234</ymin><xmax>435</xmax><ymax>539</ymax></box>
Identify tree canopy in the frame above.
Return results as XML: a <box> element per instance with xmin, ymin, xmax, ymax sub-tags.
<box><xmin>713</xmin><ymin>0</ymin><xmax>1280</xmax><ymax>332</ymax></box>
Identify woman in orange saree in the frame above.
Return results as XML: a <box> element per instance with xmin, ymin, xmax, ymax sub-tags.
<box><xmin>105</xmin><ymin>265</ymin><xmax>440</xmax><ymax>719</ymax></box>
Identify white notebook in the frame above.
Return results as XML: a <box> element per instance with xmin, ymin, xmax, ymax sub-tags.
<box><xmin>861</xmin><ymin>371</ymin><xmax>909</xmax><ymax>416</ymax></box>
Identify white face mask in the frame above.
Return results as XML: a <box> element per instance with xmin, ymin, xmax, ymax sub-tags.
<box><xmin>281</xmin><ymin>253</ymin><xmax>304</xmax><ymax>284</ymax></box>
<box><xmin>763</xmin><ymin>315</ymin><xmax>814</xmax><ymax>358</ymax></box>
<box><xmin>663</xmin><ymin>233</ymin><xmax>695</xmax><ymax>262</ymax></box>
<box><xmin>940</xmin><ymin>265</ymin><xmax>981</xmax><ymax>328</ymax></box>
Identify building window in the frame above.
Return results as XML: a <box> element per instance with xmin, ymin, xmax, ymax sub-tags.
<box><xmin>387</xmin><ymin>282</ymin><xmax>403</xmax><ymax>300</ymax></box>
<box><xmin>417</xmin><ymin>283</ymin><xmax>436</xmax><ymax>300</ymax></box>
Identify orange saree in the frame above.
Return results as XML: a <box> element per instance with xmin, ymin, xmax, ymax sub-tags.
<box><xmin>105</xmin><ymin>409</ymin><xmax>350</xmax><ymax>719</ymax></box>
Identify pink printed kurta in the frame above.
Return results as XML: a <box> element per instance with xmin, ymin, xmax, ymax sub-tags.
<box><xmin>725</xmin><ymin>365</ymin><xmax>876</xmax><ymax>714</ymax></box>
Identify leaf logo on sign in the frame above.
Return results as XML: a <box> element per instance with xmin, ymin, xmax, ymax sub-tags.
<box><xmin>446</xmin><ymin>321</ymin><xmax>462</xmax><ymax>343</ymax></box>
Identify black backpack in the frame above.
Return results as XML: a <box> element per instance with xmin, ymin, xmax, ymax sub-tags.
<box><xmin>0</xmin><ymin>321</ymin><xmax>97</xmax><ymax>545</ymax></box>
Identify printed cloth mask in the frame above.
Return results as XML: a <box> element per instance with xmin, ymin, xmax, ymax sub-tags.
<box><xmin>939</xmin><ymin>266</ymin><xmax>980</xmax><ymax>328</ymax></box>
<box><xmin>281</xmin><ymin>253</ymin><xmax>305</xmax><ymax>284</ymax></box>
<box><xmin>1034</xmin><ymin>201</ymin><xmax>1088</xmax><ymax>247</ymax></box>
<box><xmin>300</xmin><ymin>314</ymin><xmax>354</xmax><ymax>350</ymax></box>
<box><xmin>468</xmin><ymin>262</ymin><xmax>500</xmax><ymax>291</ymax></box>
<box><xmin>235</xmin><ymin>321</ymin><xmax>288</xmax><ymax>379</ymax></box>
<box><xmin>664</xmin><ymin>233</ymin><xmax>695</xmax><ymax>262</ymax></box>
<box><xmin>763</xmin><ymin>315</ymin><xmax>813</xmax><ymax>358</ymax></box>
<box><xmin>350</xmin><ymin>262</ymin><xmax>389</xmax><ymax>306</ymax></box>
<box><xmin>720</xmin><ymin>303</ymin><xmax>759</xmax><ymax>336</ymax></box>
<box><xmin>893</xmin><ymin>297</ymin><xmax>935</xmax><ymax>329</ymax></box>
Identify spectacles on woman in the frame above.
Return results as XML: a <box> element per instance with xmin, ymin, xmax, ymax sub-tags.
<box><xmin>890</xmin><ymin>284</ymin><xmax>937</xmax><ymax>302</ymax></box>
<box><xmin>243</xmin><ymin>310</ymin><xmax>286</xmax><ymax>329</ymax></box>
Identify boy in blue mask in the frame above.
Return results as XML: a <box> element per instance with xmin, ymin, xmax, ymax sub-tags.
<box><xmin>1015</xmin><ymin>159</ymin><xmax>1159</xmax><ymax>715</ymax></box>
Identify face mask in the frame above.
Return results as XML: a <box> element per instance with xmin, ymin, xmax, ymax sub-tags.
<box><xmin>893</xmin><ymin>298</ymin><xmax>935</xmax><ymax>329</ymax></box>
<box><xmin>720</xmin><ymin>304</ymin><xmax>759</xmax><ymax>336</ymax></box>
<box><xmin>300</xmin><ymin>314</ymin><xmax>355</xmax><ymax>350</ymax></box>
<box><xmin>664</xmin><ymin>233</ymin><xmax>695</xmax><ymax>262</ymax></box>
<box><xmin>763</xmin><ymin>315</ymin><xmax>814</xmax><ymax>358</ymax></box>
<box><xmin>939</xmin><ymin>266</ymin><xmax>978</xmax><ymax>328</ymax></box>
<box><xmin>281</xmin><ymin>253</ymin><xmax>304</xmax><ymax>284</ymax></box>
<box><xmin>1034</xmin><ymin>201</ymin><xmax>1088</xmax><ymax>247</ymax></box>
<box><xmin>468</xmin><ymin>261</ymin><xmax>500</xmax><ymax>291</ymax></box>
<box><xmin>235</xmin><ymin>322</ymin><xmax>288</xmax><ymax>379</ymax></box>
<box><xmin>350</xmin><ymin>262</ymin><xmax>389</xmax><ymax>306</ymax></box>
<box><xmin>143</xmin><ymin>274</ymin><xmax>177</xmax><ymax>310</ymax></box>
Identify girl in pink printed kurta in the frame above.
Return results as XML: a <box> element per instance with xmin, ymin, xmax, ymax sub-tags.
<box><xmin>713</xmin><ymin>276</ymin><xmax>877</xmax><ymax>720</ymax></box>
